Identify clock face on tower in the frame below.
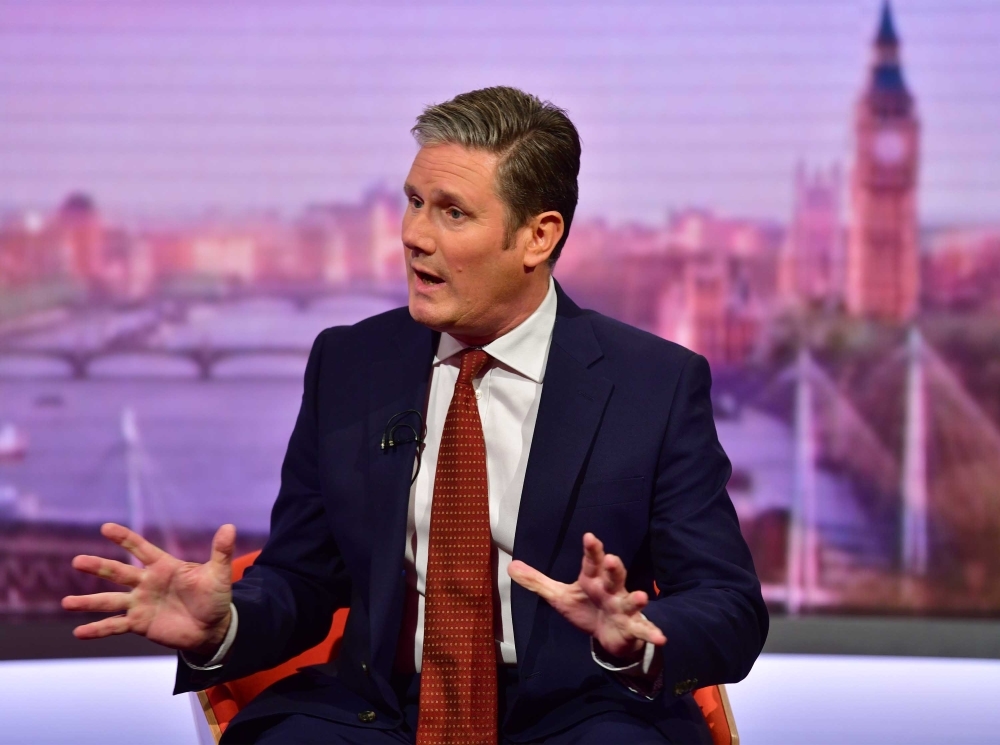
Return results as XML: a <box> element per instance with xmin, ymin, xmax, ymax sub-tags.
<box><xmin>872</xmin><ymin>129</ymin><xmax>908</xmax><ymax>165</ymax></box>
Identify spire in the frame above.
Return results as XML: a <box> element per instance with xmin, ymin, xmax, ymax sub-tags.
<box><xmin>867</xmin><ymin>0</ymin><xmax>909</xmax><ymax>100</ymax></box>
<box><xmin>876</xmin><ymin>1</ymin><xmax>899</xmax><ymax>46</ymax></box>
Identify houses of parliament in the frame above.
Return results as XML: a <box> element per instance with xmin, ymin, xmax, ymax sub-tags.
<box><xmin>786</xmin><ymin>2</ymin><xmax>921</xmax><ymax>323</ymax></box>
<box><xmin>847</xmin><ymin>2</ymin><xmax>921</xmax><ymax>322</ymax></box>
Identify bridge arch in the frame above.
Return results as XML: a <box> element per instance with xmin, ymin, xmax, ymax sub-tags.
<box><xmin>86</xmin><ymin>351</ymin><xmax>203</xmax><ymax>379</ymax></box>
<box><xmin>0</xmin><ymin>350</ymin><xmax>79</xmax><ymax>379</ymax></box>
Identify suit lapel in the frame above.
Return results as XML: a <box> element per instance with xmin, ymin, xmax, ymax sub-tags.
<box><xmin>366</xmin><ymin>319</ymin><xmax>436</xmax><ymax>674</ymax></box>
<box><xmin>511</xmin><ymin>288</ymin><xmax>613</xmax><ymax>667</ymax></box>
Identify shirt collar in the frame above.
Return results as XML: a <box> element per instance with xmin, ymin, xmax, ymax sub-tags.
<box><xmin>434</xmin><ymin>276</ymin><xmax>557</xmax><ymax>384</ymax></box>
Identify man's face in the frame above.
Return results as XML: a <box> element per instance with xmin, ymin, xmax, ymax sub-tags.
<box><xmin>402</xmin><ymin>143</ymin><xmax>537</xmax><ymax>342</ymax></box>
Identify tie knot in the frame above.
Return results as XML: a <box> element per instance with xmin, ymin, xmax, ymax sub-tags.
<box><xmin>457</xmin><ymin>348</ymin><xmax>490</xmax><ymax>386</ymax></box>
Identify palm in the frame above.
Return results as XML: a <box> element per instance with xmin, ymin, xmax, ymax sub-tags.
<box><xmin>131</xmin><ymin>555</ymin><xmax>231</xmax><ymax>650</ymax></box>
<box><xmin>509</xmin><ymin>532</ymin><xmax>666</xmax><ymax>659</ymax></box>
<box><xmin>63</xmin><ymin>522</ymin><xmax>235</xmax><ymax>656</ymax></box>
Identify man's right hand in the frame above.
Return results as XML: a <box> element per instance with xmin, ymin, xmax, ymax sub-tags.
<box><xmin>62</xmin><ymin>522</ymin><xmax>236</xmax><ymax>657</ymax></box>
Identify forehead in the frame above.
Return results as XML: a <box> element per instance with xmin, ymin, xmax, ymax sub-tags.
<box><xmin>405</xmin><ymin>143</ymin><xmax>500</xmax><ymax>199</ymax></box>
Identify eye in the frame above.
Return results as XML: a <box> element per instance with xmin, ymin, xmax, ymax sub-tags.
<box><xmin>447</xmin><ymin>207</ymin><xmax>464</xmax><ymax>220</ymax></box>
<box><xmin>409</xmin><ymin>196</ymin><xmax>423</xmax><ymax>209</ymax></box>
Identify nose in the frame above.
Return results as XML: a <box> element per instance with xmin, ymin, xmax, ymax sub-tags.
<box><xmin>402</xmin><ymin>208</ymin><xmax>435</xmax><ymax>257</ymax></box>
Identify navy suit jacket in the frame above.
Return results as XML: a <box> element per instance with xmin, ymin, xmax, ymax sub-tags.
<box><xmin>175</xmin><ymin>283</ymin><xmax>768</xmax><ymax>742</ymax></box>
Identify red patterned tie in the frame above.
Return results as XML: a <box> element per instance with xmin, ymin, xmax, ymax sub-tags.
<box><xmin>417</xmin><ymin>348</ymin><xmax>497</xmax><ymax>745</ymax></box>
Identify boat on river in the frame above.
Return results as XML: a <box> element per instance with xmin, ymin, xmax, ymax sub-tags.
<box><xmin>0</xmin><ymin>422</ymin><xmax>28</xmax><ymax>461</ymax></box>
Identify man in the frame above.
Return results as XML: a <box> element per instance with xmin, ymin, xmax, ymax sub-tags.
<box><xmin>64</xmin><ymin>86</ymin><xmax>767</xmax><ymax>743</ymax></box>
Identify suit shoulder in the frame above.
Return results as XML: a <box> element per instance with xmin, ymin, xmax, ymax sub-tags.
<box><xmin>584</xmin><ymin>309</ymin><xmax>697</xmax><ymax>369</ymax></box>
<box><xmin>314</xmin><ymin>305</ymin><xmax>415</xmax><ymax>347</ymax></box>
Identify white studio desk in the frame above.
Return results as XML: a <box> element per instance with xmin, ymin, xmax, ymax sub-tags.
<box><xmin>0</xmin><ymin>653</ymin><xmax>998</xmax><ymax>744</ymax></box>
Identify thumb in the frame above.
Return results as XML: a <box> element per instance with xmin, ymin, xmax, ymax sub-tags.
<box><xmin>209</xmin><ymin>523</ymin><xmax>236</xmax><ymax>581</ymax></box>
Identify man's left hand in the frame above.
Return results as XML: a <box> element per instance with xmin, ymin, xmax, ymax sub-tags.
<box><xmin>508</xmin><ymin>532</ymin><xmax>666</xmax><ymax>661</ymax></box>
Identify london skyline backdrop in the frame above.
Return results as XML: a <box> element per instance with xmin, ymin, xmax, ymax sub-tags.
<box><xmin>1</xmin><ymin>0</ymin><xmax>999</xmax><ymax>226</ymax></box>
<box><xmin>3</xmin><ymin>0</ymin><xmax>1000</xmax><ymax>619</ymax></box>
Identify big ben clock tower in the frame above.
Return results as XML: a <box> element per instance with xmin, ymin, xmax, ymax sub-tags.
<box><xmin>847</xmin><ymin>2</ymin><xmax>920</xmax><ymax>322</ymax></box>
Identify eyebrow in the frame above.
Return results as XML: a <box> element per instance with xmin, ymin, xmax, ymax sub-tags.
<box><xmin>403</xmin><ymin>183</ymin><xmax>472</xmax><ymax>211</ymax></box>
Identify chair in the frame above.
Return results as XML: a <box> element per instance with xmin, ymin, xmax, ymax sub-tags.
<box><xmin>192</xmin><ymin>552</ymin><xmax>739</xmax><ymax>745</ymax></box>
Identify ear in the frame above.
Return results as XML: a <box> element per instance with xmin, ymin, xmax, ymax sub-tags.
<box><xmin>522</xmin><ymin>211</ymin><xmax>564</xmax><ymax>269</ymax></box>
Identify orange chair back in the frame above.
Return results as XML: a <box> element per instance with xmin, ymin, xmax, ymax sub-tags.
<box><xmin>694</xmin><ymin>684</ymin><xmax>739</xmax><ymax>745</ymax></box>
<box><xmin>197</xmin><ymin>554</ymin><xmax>736</xmax><ymax>745</ymax></box>
<box><xmin>197</xmin><ymin>551</ymin><xmax>349</xmax><ymax>739</ymax></box>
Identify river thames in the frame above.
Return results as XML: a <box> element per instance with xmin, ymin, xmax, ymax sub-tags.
<box><xmin>0</xmin><ymin>294</ymin><xmax>398</xmax><ymax>535</ymax></box>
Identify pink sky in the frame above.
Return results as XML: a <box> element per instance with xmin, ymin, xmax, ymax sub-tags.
<box><xmin>1</xmin><ymin>0</ymin><xmax>998</xmax><ymax>225</ymax></box>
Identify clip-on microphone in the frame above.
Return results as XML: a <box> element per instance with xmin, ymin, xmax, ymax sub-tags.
<box><xmin>381</xmin><ymin>409</ymin><xmax>425</xmax><ymax>485</ymax></box>
<box><xmin>380</xmin><ymin>409</ymin><xmax>424</xmax><ymax>451</ymax></box>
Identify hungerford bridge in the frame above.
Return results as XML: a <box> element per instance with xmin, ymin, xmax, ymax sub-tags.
<box><xmin>759</xmin><ymin>328</ymin><xmax>1000</xmax><ymax>614</ymax></box>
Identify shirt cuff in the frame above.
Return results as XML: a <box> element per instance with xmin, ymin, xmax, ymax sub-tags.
<box><xmin>591</xmin><ymin>636</ymin><xmax>657</xmax><ymax>675</ymax></box>
<box><xmin>590</xmin><ymin>614</ymin><xmax>664</xmax><ymax>700</ymax></box>
<box><xmin>180</xmin><ymin>603</ymin><xmax>238</xmax><ymax>671</ymax></box>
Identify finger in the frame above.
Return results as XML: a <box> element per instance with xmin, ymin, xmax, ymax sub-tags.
<box><xmin>73</xmin><ymin>615</ymin><xmax>132</xmax><ymax>640</ymax></box>
<box><xmin>508</xmin><ymin>560</ymin><xmax>569</xmax><ymax>602</ymax></box>
<box><xmin>601</xmin><ymin>553</ymin><xmax>628</xmax><ymax>594</ymax></box>
<box><xmin>629</xmin><ymin>614</ymin><xmax>668</xmax><ymax>646</ymax></box>
<box><xmin>581</xmin><ymin>533</ymin><xmax>605</xmax><ymax>578</ymax></box>
<box><xmin>62</xmin><ymin>592</ymin><xmax>131</xmax><ymax>614</ymax></box>
<box><xmin>101</xmin><ymin>522</ymin><xmax>166</xmax><ymax>566</ymax></box>
<box><xmin>618</xmin><ymin>589</ymin><xmax>650</xmax><ymax>616</ymax></box>
<box><xmin>71</xmin><ymin>555</ymin><xmax>142</xmax><ymax>588</ymax></box>
<box><xmin>210</xmin><ymin>524</ymin><xmax>236</xmax><ymax>578</ymax></box>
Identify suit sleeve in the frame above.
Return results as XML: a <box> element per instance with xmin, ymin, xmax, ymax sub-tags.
<box><xmin>174</xmin><ymin>327</ymin><xmax>352</xmax><ymax>693</ymax></box>
<box><xmin>639</xmin><ymin>352</ymin><xmax>768</xmax><ymax>703</ymax></box>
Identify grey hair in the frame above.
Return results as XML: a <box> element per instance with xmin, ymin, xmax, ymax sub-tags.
<box><xmin>411</xmin><ymin>86</ymin><xmax>581</xmax><ymax>265</ymax></box>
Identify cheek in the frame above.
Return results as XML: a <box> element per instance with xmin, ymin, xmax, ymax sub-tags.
<box><xmin>441</xmin><ymin>226</ymin><xmax>508</xmax><ymax>287</ymax></box>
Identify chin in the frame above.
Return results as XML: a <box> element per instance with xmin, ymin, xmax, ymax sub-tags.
<box><xmin>407</xmin><ymin>295</ymin><xmax>448</xmax><ymax>331</ymax></box>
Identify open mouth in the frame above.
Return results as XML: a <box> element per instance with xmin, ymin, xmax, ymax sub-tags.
<box><xmin>413</xmin><ymin>267</ymin><xmax>445</xmax><ymax>286</ymax></box>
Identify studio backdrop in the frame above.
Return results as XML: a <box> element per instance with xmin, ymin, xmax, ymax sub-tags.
<box><xmin>2</xmin><ymin>0</ymin><xmax>999</xmax><ymax>639</ymax></box>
